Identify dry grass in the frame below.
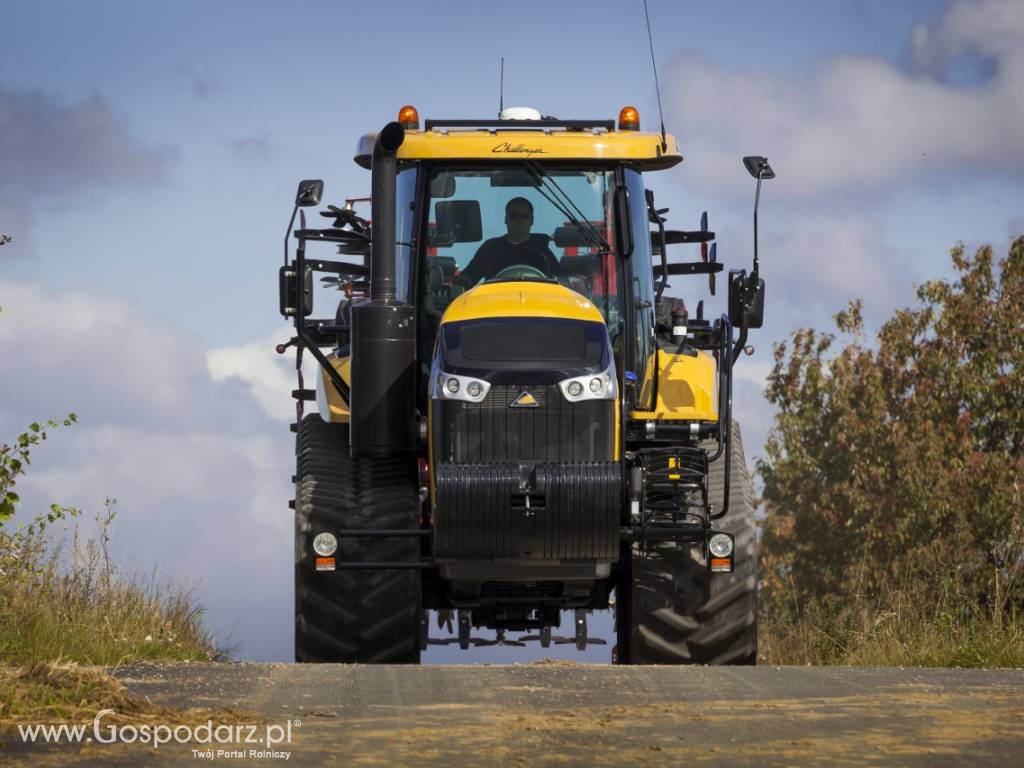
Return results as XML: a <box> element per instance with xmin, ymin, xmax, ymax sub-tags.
<box><xmin>0</xmin><ymin>661</ymin><xmax>259</xmax><ymax>726</ymax></box>
<box><xmin>0</xmin><ymin>502</ymin><xmax>220</xmax><ymax>667</ymax></box>
<box><xmin>759</xmin><ymin>555</ymin><xmax>1024</xmax><ymax>667</ymax></box>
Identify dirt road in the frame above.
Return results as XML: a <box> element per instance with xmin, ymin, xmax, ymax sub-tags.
<box><xmin>3</xmin><ymin>663</ymin><xmax>1023</xmax><ymax>766</ymax></box>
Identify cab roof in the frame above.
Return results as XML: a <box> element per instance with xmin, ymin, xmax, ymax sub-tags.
<box><xmin>354</xmin><ymin>117</ymin><xmax>683</xmax><ymax>171</ymax></box>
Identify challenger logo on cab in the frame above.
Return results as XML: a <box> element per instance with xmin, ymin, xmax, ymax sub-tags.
<box><xmin>492</xmin><ymin>142</ymin><xmax>546</xmax><ymax>156</ymax></box>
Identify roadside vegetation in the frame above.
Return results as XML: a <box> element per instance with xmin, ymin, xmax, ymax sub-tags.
<box><xmin>1</xmin><ymin>662</ymin><xmax>256</xmax><ymax>726</ymax></box>
<box><xmin>758</xmin><ymin>237</ymin><xmax>1024</xmax><ymax>667</ymax></box>
<box><xmin>0</xmin><ymin>354</ymin><xmax>220</xmax><ymax>723</ymax></box>
<box><xmin>1</xmin><ymin>418</ymin><xmax>218</xmax><ymax>668</ymax></box>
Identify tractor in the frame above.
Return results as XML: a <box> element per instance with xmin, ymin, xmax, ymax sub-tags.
<box><xmin>278</xmin><ymin>105</ymin><xmax>773</xmax><ymax>663</ymax></box>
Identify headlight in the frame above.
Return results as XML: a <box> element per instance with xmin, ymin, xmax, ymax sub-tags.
<box><xmin>708</xmin><ymin>533</ymin><xmax>734</xmax><ymax>558</ymax></box>
<box><xmin>432</xmin><ymin>372</ymin><xmax>490</xmax><ymax>402</ymax></box>
<box><xmin>558</xmin><ymin>363</ymin><xmax>617</xmax><ymax>402</ymax></box>
<box><xmin>313</xmin><ymin>532</ymin><xmax>338</xmax><ymax>557</ymax></box>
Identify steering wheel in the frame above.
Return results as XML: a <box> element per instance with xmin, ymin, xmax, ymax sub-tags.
<box><xmin>492</xmin><ymin>263</ymin><xmax>549</xmax><ymax>280</ymax></box>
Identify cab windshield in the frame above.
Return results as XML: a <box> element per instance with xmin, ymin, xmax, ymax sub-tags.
<box><xmin>419</xmin><ymin>166</ymin><xmax>623</xmax><ymax>330</ymax></box>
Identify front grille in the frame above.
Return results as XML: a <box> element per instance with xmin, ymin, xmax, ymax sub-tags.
<box><xmin>437</xmin><ymin>385</ymin><xmax>614</xmax><ymax>464</ymax></box>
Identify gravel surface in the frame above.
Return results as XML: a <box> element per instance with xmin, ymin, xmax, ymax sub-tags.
<box><xmin>3</xmin><ymin>663</ymin><xmax>1023</xmax><ymax>766</ymax></box>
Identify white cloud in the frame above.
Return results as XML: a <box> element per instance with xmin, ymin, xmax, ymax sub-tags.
<box><xmin>764</xmin><ymin>211</ymin><xmax>914</xmax><ymax>324</ymax></box>
<box><xmin>207</xmin><ymin>329</ymin><xmax>308</xmax><ymax>423</ymax></box>
<box><xmin>664</xmin><ymin>0</ymin><xmax>1024</xmax><ymax>200</ymax></box>
<box><xmin>911</xmin><ymin>0</ymin><xmax>1024</xmax><ymax>75</ymax></box>
<box><xmin>0</xmin><ymin>280</ymin><xmax>294</xmax><ymax>660</ymax></box>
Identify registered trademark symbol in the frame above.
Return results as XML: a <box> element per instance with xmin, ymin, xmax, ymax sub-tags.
<box><xmin>293</xmin><ymin>719</ymin><xmax>301</xmax><ymax>727</ymax></box>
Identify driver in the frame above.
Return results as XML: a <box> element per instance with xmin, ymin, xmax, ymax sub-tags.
<box><xmin>457</xmin><ymin>197</ymin><xmax>559</xmax><ymax>286</ymax></box>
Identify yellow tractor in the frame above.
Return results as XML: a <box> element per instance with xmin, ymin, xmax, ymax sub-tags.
<box><xmin>278</xmin><ymin>105</ymin><xmax>773</xmax><ymax>663</ymax></box>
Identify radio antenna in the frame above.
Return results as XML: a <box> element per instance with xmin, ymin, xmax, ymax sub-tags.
<box><xmin>499</xmin><ymin>57</ymin><xmax>505</xmax><ymax>116</ymax></box>
<box><xmin>642</xmin><ymin>0</ymin><xmax>667</xmax><ymax>150</ymax></box>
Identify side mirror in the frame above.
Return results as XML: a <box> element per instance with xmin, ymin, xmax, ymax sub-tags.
<box><xmin>742</xmin><ymin>156</ymin><xmax>775</xmax><ymax>180</ymax></box>
<box><xmin>742</xmin><ymin>155</ymin><xmax>774</xmax><ymax>319</ymax></box>
<box><xmin>279</xmin><ymin>264</ymin><xmax>313</xmax><ymax>318</ymax></box>
<box><xmin>728</xmin><ymin>271</ymin><xmax>765</xmax><ymax>329</ymax></box>
<box><xmin>295</xmin><ymin>179</ymin><xmax>324</xmax><ymax>207</ymax></box>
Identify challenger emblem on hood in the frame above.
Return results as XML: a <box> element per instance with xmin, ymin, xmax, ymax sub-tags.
<box><xmin>510</xmin><ymin>391</ymin><xmax>539</xmax><ymax>408</ymax></box>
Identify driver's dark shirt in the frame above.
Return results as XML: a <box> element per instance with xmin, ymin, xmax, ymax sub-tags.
<box><xmin>459</xmin><ymin>234</ymin><xmax>559</xmax><ymax>285</ymax></box>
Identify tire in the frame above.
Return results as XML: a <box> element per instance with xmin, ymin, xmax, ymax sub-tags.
<box><xmin>294</xmin><ymin>415</ymin><xmax>422</xmax><ymax>663</ymax></box>
<box><xmin>624</xmin><ymin>421</ymin><xmax>758</xmax><ymax>665</ymax></box>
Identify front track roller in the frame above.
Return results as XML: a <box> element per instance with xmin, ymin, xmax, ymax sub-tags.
<box><xmin>623</xmin><ymin>421</ymin><xmax>758</xmax><ymax>664</ymax></box>
<box><xmin>294</xmin><ymin>415</ymin><xmax>421</xmax><ymax>663</ymax></box>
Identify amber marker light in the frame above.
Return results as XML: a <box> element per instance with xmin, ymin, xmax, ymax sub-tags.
<box><xmin>618</xmin><ymin>106</ymin><xmax>640</xmax><ymax>130</ymax></box>
<box><xmin>398</xmin><ymin>105</ymin><xmax>420</xmax><ymax>130</ymax></box>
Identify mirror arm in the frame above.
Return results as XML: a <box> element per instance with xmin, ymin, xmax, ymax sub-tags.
<box><xmin>752</xmin><ymin>172</ymin><xmax>763</xmax><ymax>282</ymax></box>
<box><xmin>284</xmin><ymin>203</ymin><xmax>299</xmax><ymax>267</ymax></box>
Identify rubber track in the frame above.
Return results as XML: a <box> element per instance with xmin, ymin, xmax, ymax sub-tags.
<box><xmin>294</xmin><ymin>415</ymin><xmax>421</xmax><ymax>663</ymax></box>
<box><xmin>628</xmin><ymin>422</ymin><xmax>758</xmax><ymax>665</ymax></box>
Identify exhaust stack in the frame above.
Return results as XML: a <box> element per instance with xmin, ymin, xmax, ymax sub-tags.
<box><xmin>349</xmin><ymin>122</ymin><xmax>416</xmax><ymax>458</ymax></box>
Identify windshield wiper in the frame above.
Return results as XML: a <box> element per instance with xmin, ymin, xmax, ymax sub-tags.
<box><xmin>525</xmin><ymin>162</ymin><xmax>611</xmax><ymax>254</ymax></box>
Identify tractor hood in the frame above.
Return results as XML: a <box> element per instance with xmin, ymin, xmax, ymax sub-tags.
<box><xmin>440</xmin><ymin>280</ymin><xmax>605</xmax><ymax>325</ymax></box>
<box><xmin>434</xmin><ymin>281</ymin><xmax>614</xmax><ymax>386</ymax></box>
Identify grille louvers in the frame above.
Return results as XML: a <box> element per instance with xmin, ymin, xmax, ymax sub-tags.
<box><xmin>438</xmin><ymin>384</ymin><xmax>614</xmax><ymax>464</ymax></box>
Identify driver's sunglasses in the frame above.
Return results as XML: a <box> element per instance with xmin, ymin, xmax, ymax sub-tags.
<box><xmin>507</xmin><ymin>212</ymin><xmax>531</xmax><ymax>220</ymax></box>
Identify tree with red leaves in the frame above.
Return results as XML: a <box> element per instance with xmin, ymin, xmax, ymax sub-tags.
<box><xmin>759</xmin><ymin>237</ymin><xmax>1024</xmax><ymax>613</ymax></box>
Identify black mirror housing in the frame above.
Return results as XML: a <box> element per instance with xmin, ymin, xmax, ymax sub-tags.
<box><xmin>279</xmin><ymin>264</ymin><xmax>313</xmax><ymax>318</ymax></box>
<box><xmin>295</xmin><ymin>179</ymin><xmax>324</xmax><ymax>207</ymax></box>
<box><xmin>728</xmin><ymin>271</ymin><xmax>765</xmax><ymax>329</ymax></box>
<box><xmin>742</xmin><ymin>156</ymin><xmax>775</xmax><ymax>180</ymax></box>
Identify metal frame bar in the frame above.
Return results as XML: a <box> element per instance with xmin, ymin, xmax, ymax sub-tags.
<box><xmin>335</xmin><ymin>529</ymin><xmax>432</xmax><ymax>538</ymax></box>
<box><xmin>291</xmin><ymin>235</ymin><xmax>354</xmax><ymax>403</ymax></box>
<box><xmin>330</xmin><ymin>562</ymin><xmax>435</xmax><ymax>570</ymax></box>
<box><xmin>424</xmin><ymin>118</ymin><xmax>615</xmax><ymax>131</ymax></box>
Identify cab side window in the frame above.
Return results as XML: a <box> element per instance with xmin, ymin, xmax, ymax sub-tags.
<box><xmin>626</xmin><ymin>169</ymin><xmax>656</xmax><ymax>410</ymax></box>
<box><xmin>395</xmin><ymin>167</ymin><xmax>417</xmax><ymax>304</ymax></box>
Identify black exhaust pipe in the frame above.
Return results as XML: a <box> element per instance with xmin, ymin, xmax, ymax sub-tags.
<box><xmin>349</xmin><ymin>122</ymin><xmax>416</xmax><ymax>458</ymax></box>
<box><xmin>369</xmin><ymin>121</ymin><xmax>405</xmax><ymax>301</ymax></box>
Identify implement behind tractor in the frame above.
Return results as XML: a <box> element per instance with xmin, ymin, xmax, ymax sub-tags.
<box><xmin>278</xmin><ymin>105</ymin><xmax>773</xmax><ymax>663</ymax></box>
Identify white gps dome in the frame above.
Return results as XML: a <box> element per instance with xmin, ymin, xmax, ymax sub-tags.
<box><xmin>499</xmin><ymin>107</ymin><xmax>542</xmax><ymax>120</ymax></box>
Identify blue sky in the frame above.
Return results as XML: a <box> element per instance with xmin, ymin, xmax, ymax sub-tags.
<box><xmin>2</xmin><ymin>0</ymin><xmax>1022</xmax><ymax>661</ymax></box>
